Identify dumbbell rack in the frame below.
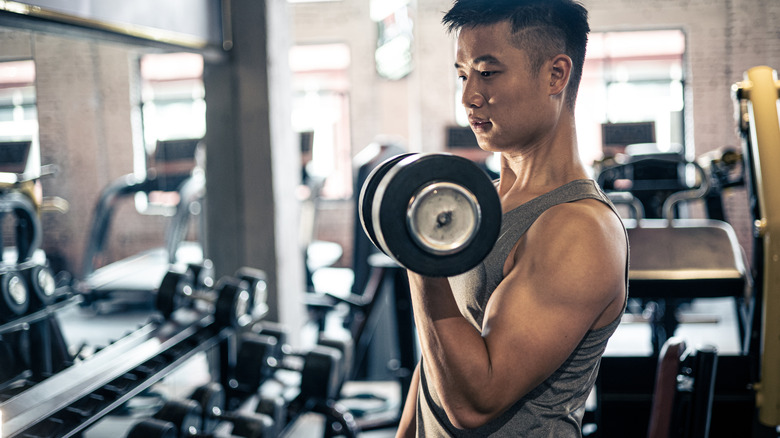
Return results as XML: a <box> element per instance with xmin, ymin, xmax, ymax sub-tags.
<box><xmin>0</xmin><ymin>308</ymin><xmax>236</xmax><ymax>438</ymax></box>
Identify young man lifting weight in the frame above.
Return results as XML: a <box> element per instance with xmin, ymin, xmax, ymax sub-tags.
<box><xmin>397</xmin><ymin>0</ymin><xmax>629</xmax><ymax>436</ymax></box>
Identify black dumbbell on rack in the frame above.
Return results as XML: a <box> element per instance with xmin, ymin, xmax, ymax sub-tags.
<box><xmin>155</xmin><ymin>269</ymin><xmax>252</xmax><ymax>329</ymax></box>
<box><xmin>126</xmin><ymin>391</ymin><xmax>274</xmax><ymax>438</ymax></box>
<box><xmin>1</xmin><ymin>262</ymin><xmax>62</xmax><ymax>323</ymax></box>
<box><xmin>1</xmin><ymin>269</ymin><xmax>30</xmax><ymax>322</ymax></box>
<box><xmin>234</xmin><ymin>331</ymin><xmax>343</xmax><ymax>402</ymax></box>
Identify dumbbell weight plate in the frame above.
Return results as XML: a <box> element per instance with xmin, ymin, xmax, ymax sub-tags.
<box><xmin>372</xmin><ymin>153</ymin><xmax>501</xmax><ymax>277</ymax></box>
<box><xmin>407</xmin><ymin>181</ymin><xmax>481</xmax><ymax>255</ymax></box>
<box><xmin>300</xmin><ymin>345</ymin><xmax>343</xmax><ymax>402</ymax></box>
<box><xmin>214</xmin><ymin>278</ymin><xmax>251</xmax><ymax>328</ymax></box>
<box><xmin>234</xmin><ymin>267</ymin><xmax>268</xmax><ymax>315</ymax></box>
<box><xmin>235</xmin><ymin>332</ymin><xmax>277</xmax><ymax>391</ymax></box>
<box><xmin>190</xmin><ymin>381</ymin><xmax>225</xmax><ymax>434</ymax></box>
<box><xmin>156</xmin><ymin>270</ymin><xmax>194</xmax><ymax>319</ymax></box>
<box><xmin>23</xmin><ymin>265</ymin><xmax>57</xmax><ymax>308</ymax></box>
<box><xmin>187</xmin><ymin>259</ymin><xmax>215</xmax><ymax>289</ymax></box>
<box><xmin>153</xmin><ymin>399</ymin><xmax>202</xmax><ymax>437</ymax></box>
<box><xmin>358</xmin><ymin>152</ymin><xmax>417</xmax><ymax>251</ymax></box>
<box><xmin>229</xmin><ymin>412</ymin><xmax>275</xmax><ymax>438</ymax></box>
<box><xmin>126</xmin><ymin>418</ymin><xmax>177</xmax><ymax>438</ymax></box>
<box><xmin>1</xmin><ymin>270</ymin><xmax>29</xmax><ymax>318</ymax></box>
<box><xmin>255</xmin><ymin>395</ymin><xmax>286</xmax><ymax>436</ymax></box>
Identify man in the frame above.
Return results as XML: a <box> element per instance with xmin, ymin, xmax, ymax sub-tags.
<box><xmin>396</xmin><ymin>0</ymin><xmax>628</xmax><ymax>436</ymax></box>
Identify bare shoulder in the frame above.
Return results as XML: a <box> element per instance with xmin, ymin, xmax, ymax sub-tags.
<box><xmin>512</xmin><ymin>198</ymin><xmax>627</xmax><ymax>326</ymax></box>
<box><xmin>537</xmin><ymin>198</ymin><xmax>625</xmax><ymax>246</ymax></box>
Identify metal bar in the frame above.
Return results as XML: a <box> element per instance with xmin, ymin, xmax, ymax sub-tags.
<box><xmin>737</xmin><ymin>65</ymin><xmax>780</xmax><ymax>427</ymax></box>
<box><xmin>0</xmin><ymin>313</ymin><xmax>223</xmax><ymax>437</ymax></box>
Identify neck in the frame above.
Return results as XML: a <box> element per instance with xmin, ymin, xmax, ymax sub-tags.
<box><xmin>496</xmin><ymin>113</ymin><xmax>588</xmax><ymax>210</ymax></box>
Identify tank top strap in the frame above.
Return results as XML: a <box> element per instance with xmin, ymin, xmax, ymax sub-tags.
<box><xmin>485</xmin><ymin>179</ymin><xmax>609</xmax><ymax>292</ymax></box>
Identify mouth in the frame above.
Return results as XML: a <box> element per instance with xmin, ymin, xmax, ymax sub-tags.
<box><xmin>469</xmin><ymin>116</ymin><xmax>491</xmax><ymax>131</ymax></box>
<box><xmin>470</xmin><ymin>118</ymin><xmax>492</xmax><ymax>132</ymax></box>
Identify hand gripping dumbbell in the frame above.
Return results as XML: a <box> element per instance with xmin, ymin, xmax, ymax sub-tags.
<box><xmin>359</xmin><ymin>152</ymin><xmax>502</xmax><ymax>277</ymax></box>
<box><xmin>156</xmin><ymin>269</ymin><xmax>252</xmax><ymax>329</ymax></box>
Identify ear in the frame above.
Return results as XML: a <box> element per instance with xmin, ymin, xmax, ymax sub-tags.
<box><xmin>548</xmin><ymin>54</ymin><xmax>572</xmax><ymax>97</ymax></box>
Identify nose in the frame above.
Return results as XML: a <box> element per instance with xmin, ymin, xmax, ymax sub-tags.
<box><xmin>461</xmin><ymin>78</ymin><xmax>485</xmax><ymax>108</ymax></box>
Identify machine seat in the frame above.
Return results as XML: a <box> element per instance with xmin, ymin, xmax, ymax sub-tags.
<box><xmin>627</xmin><ymin>218</ymin><xmax>747</xmax><ymax>299</ymax></box>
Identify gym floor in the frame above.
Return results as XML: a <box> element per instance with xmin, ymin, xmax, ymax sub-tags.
<box><xmin>54</xmin><ymin>296</ymin><xmax>740</xmax><ymax>437</ymax></box>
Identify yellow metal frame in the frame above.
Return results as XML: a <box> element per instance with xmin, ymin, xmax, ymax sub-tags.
<box><xmin>734</xmin><ymin>66</ymin><xmax>780</xmax><ymax>426</ymax></box>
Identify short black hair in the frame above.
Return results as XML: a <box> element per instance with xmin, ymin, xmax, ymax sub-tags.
<box><xmin>443</xmin><ymin>0</ymin><xmax>589</xmax><ymax>110</ymax></box>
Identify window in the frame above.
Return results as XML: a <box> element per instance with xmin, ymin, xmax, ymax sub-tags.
<box><xmin>290</xmin><ymin>43</ymin><xmax>352</xmax><ymax>199</ymax></box>
<box><xmin>578</xmin><ymin>30</ymin><xmax>686</xmax><ymax>165</ymax></box>
<box><xmin>0</xmin><ymin>60</ymin><xmax>37</xmax><ymax>141</ymax></box>
<box><xmin>137</xmin><ymin>52</ymin><xmax>205</xmax><ymax>214</ymax></box>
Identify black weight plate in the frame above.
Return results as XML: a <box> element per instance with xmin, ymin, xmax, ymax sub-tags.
<box><xmin>318</xmin><ymin>335</ymin><xmax>354</xmax><ymax>385</ymax></box>
<box><xmin>190</xmin><ymin>381</ymin><xmax>225</xmax><ymax>433</ymax></box>
<box><xmin>358</xmin><ymin>152</ymin><xmax>417</xmax><ymax>252</ymax></box>
<box><xmin>235</xmin><ymin>332</ymin><xmax>277</xmax><ymax>391</ymax></box>
<box><xmin>155</xmin><ymin>270</ymin><xmax>193</xmax><ymax>319</ymax></box>
<box><xmin>234</xmin><ymin>266</ymin><xmax>268</xmax><ymax>312</ymax></box>
<box><xmin>187</xmin><ymin>259</ymin><xmax>215</xmax><ymax>289</ymax></box>
<box><xmin>153</xmin><ymin>399</ymin><xmax>202</xmax><ymax>437</ymax></box>
<box><xmin>1</xmin><ymin>271</ymin><xmax>29</xmax><ymax>318</ymax></box>
<box><xmin>23</xmin><ymin>265</ymin><xmax>57</xmax><ymax>308</ymax></box>
<box><xmin>215</xmin><ymin>277</ymin><xmax>251</xmax><ymax>328</ymax></box>
<box><xmin>126</xmin><ymin>418</ymin><xmax>177</xmax><ymax>438</ymax></box>
<box><xmin>373</xmin><ymin>153</ymin><xmax>501</xmax><ymax>277</ymax></box>
<box><xmin>230</xmin><ymin>412</ymin><xmax>275</xmax><ymax>438</ymax></box>
<box><xmin>255</xmin><ymin>395</ymin><xmax>286</xmax><ymax>435</ymax></box>
<box><xmin>300</xmin><ymin>345</ymin><xmax>342</xmax><ymax>401</ymax></box>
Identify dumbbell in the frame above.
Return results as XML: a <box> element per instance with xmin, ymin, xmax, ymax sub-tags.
<box><xmin>126</xmin><ymin>418</ymin><xmax>178</xmax><ymax>438</ymax></box>
<box><xmin>233</xmin><ymin>267</ymin><xmax>269</xmax><ymax>318</ymax></box>
<box><xmin>244</xmin><ymin>323</ymin><xmax>352</xmax><ymax>393</ymax></box>
<box><xmin>20</xmin><ymin>263</ymin><xmax>59</xmax><ymax>309</ymax></box>
<box><xmin>1</xmin><ymin>269</ymin><xmax>30</xmax><ymax>321</ymax></box>
<box><xmin>151</xmin><ymin>399</ymin><xmax>202</xmax><ymax>437</ymax></box>
<box><xmin>189</xmin><ymin>382</ymin><xmax>275</xmax><ymax>437</ymax></box>
<box><xmin>156</xmin><ymin>270</ymin><xmax>251</xmax><ymax>329</ymax></box>
<box><xmin>254</xmin><ymin>395</ymin><xmax>286</xmax><ymax>438</ymax></box>
<box><xmin>235</xmin><ymin>332</ymin><xmax>343</xmax><ymax>402</ymax></box>
<box><xmin>359</xmin><ymin>152</ymin><xmax>502</xmax><ymax>277</ymax></box>
<box><xmin>188</xmin><ymin>259</ymin><xmax>215</xmax><ymax>289</ymax></box>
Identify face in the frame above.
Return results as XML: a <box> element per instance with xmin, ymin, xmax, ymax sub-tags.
<box><xmin>455</xmin><ymin>21</ymin><xmax>558</xmax><ymax>153</ymax></box>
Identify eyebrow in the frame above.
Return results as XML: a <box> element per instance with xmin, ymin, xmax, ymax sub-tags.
<box><xmin>454</xmin><ymin>54</ymin><xmax>502</xmax><ymax>69</ymax></box>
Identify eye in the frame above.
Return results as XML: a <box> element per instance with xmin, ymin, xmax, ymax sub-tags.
<box><xmin>480</xmin><ymin>70</ymin><xmax>497</xmax><ymax>78</ymax></box>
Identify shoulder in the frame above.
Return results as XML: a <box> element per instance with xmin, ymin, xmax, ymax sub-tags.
<box><xmin>513</xmin><ymin>198</ymin><xmax>626</xmax><ymax>307</ymax></box>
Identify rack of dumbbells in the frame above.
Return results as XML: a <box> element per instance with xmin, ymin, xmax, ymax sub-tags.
<box><xmin>0</xmin><ymin>173</ymin><xmax>80</xmax><ymax>437</ymax></box>
<box><xmin>0</xmin><ymin>244</ymin><xmax>276</xmax><ymax>438</ymax></box>
<box><xmin>1</xmin><ymin>149</ymin><xmax>359</xmax><ymax>438</ymax></box>
<box><xmin>121</xmin><ymin>268</ymin><xmax>361</xmax><ymax>438</ymax></box>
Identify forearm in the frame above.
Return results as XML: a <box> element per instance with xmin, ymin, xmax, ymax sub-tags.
<box><xmin>395</xmin><ymin>362</ymin><xmax>420</xmax><ymax>438</ymax></box>
<box><xmin>407</xmin><ymin>273</ymin><xmax>495</xmax><ymax>426</ymax></box>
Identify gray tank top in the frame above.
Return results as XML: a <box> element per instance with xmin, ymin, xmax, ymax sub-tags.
<box><xmin>417</xmin><ymin>179</ymin><xmax>628</xmax><ymax>437</ymax></box>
